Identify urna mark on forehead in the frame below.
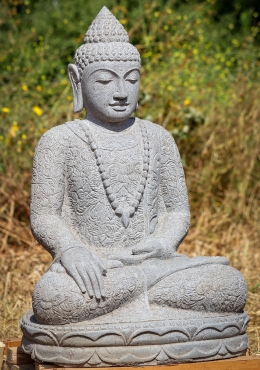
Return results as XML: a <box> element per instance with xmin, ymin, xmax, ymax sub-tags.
<box><xmin>73</xmin><ymin>6</ymin><xmax>141</xmax><ymax>80</ymax></box>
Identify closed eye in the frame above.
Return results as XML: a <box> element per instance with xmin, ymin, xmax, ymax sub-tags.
<box><xmin>125</xmin><ymin>79</ymin><xmax>138</xmax><ymax>84</ymax></box>
<box><xmin>96</xmin><ymin>80</ymin><xmax>112</xmax><ymax>85</ymax></box>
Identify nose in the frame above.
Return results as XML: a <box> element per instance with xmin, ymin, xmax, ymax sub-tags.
<box><xmin>113</xmin><ymin>79</ymin><xmax>127</xmax><ymax>100</ymax></box>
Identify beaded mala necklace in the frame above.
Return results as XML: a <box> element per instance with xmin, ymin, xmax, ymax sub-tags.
<box><xmin>84</xmin><ymin>122</ymin><xmax>150</xmax><ymax>228</ymax></box>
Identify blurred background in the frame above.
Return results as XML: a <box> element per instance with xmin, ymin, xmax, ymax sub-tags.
<box><xmin>0</xmin><ymin>0</ymin><xmax>259</xmax><ymax>353</ymax></box>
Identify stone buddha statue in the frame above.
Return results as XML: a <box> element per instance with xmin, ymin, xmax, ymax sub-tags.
<box><xmin>21</xmin><ymin>7</ymin><xmax>249</xmax><ymax>366</ymax></box>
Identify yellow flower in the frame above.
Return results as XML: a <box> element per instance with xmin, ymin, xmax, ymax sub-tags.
<box><xmin>184</xmin><ymin>99</ymin><xmax>191</xmax><ymax>106</ymax></box>
<box><xmin>22</xmin><ymin>84</ymin><xmax>28</xmax><ymax>91</ymax></box>
<box><xmin>9</xmin><ymin>125</ymin><xmax>19</xmax><ymax>138</ymax></box>
<box><xmin>120</xmin><ymin>19</ymin><xmax>127</xmax><ymax>25</ymax></box>
<box><xmin>166</xmin><ymin>9</ymin><xmax>172</xmax><ymax>14</ymax></box>
<box><xmin>32</xmin><ymin>106</ymin><xmax>43</xmax><ymax>116</ymax></box>
<box><xmin>36</xmin><ymin>85</ymin><xmax>42</xmax><ymax>91</ymax></box>
<box><xmin>67</xmin><ymin>96</ymin><xmax>73</xmax><ymax>101</ymax></box>
<box><xmin>193</xmin><ymin>49</ymin><xmax>199</xmax><ymax>55</ymax></box>
<box><xmin>22</xmin><ymin>134</ymin><xmax>27</xmax><ymax>139</ymax></box>
<box><xmin>2</xmin><ymin>107</ymin><xmax>10</xmax><ymax>113</ymax></box>
<box><xmin>154</xmin><ymin>11</ymin><xmax>159</xmax><ymax>18</ymax></box>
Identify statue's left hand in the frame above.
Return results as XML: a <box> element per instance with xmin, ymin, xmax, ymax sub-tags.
<box><xmin>107</xmin><ymin>238</ymin><xmax>173</xmax><ymax>266</ymax></box>
<box><xmin>132</xmin><ymin>238</ymin><xmax>172</xmax><ymax>259</ymax></box>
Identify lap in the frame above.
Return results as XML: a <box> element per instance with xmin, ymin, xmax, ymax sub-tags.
<box><xmin>32</xmin><ymin>257</ymin><xmax>247</xmax><ymax>324</ymax></box>
<box><xmin>32</xmin><ymin>263</ymin><xmax>143</xmax><ymax>325</ymax></box>
<box><xmin>149</xmin><ymin>263</ymin><xmax>247</xmax><ymax>313</ymax></box>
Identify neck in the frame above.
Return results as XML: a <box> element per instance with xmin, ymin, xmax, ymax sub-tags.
<box><xmin>85</xmin><ymin>114</ymin><xmax>135</xmax><ymax>132</ymax></box>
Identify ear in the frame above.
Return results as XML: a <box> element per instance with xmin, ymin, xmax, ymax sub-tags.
<box><xmin>68</xmin><ymin>64</ymin><xmax>83</xmax><ymax>113</ymax></box>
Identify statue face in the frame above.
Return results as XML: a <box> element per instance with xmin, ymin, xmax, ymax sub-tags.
<box><xmin>81</xmin><ymin>60</ymin><xmax>140</xmax><ymax>123</ymax></box>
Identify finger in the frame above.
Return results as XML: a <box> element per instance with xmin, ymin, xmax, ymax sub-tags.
<box><xmin>69</xmin><ymin>265</ymin><xmax>86</xmax><ymax>294</ymax></box>
<box><xmin>121</xmin><ymin>253</ymin><xmax>153</xmax><ymax>265</ymax></box>
<box><xmin>132</xmin><ymin>244</ymin><xmax>153</xmax><ymax>255</ymax></box>
<box><xmin>106</xmin><ymin>253</ymin><xmax>127</xmax><ymax>263</ymax></box>
<box><xmin>106</xmin><ymin>259</ymin><xmax>124</xmax><ymax>269</ymax></box>
<box><xmin>91</xmin><ymin>253</ymin><xmax>107</xmax><ymax>275</ymax></box>
<box><xmin>88</xmin><ymin>265</ymin><xmax>101</xmax><ymax>300</ymax></box>
<box><xmin>107</xmin><ymin>253</ymin><xmax>118</xmax><ymax>260</ymax></box>
<box><xmin>92</xmin><ymin>263</ymin><xmax>106</xmax><ymax>298</ymax></box>
<box><xmin>76</xmin><ymin>264</ymin><xmax>94</xmax><ymax>298</ymax></box>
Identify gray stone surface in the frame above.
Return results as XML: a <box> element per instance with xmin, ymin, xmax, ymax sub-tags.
<box><xmin>21</xmin><ymin>309</ymin><xmax>249</xmax><ymax>366</ymax></box>
<box><xmin>21</xmin><ymin>6</ymin><xmax>248</xmax><ymax>366</ymax></box>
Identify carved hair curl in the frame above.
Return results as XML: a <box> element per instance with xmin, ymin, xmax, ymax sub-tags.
<box><xmin>74</xmin><ymin>42</ymin><xmax>141</xmax><ymax>80</ymax></box>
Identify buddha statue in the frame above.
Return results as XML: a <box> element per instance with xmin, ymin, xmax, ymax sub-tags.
<box><xmin>21</xmin><ymin>7</ymin><xmax>249</xmax><ymax>366</ymax></box>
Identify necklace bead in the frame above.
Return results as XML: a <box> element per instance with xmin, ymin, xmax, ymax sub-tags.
<box><xmin>83</xmin><ymin>120</ymin><xmax>150</xmax><ymax>228</ymax></box>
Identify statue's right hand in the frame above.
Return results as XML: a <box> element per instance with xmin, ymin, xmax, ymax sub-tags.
<box><xmin>61</xmin><ymin>247</ymin><xmax>107</xmax><ymax>299</ymax></box>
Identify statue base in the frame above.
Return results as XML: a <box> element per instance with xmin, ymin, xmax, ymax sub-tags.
<box><xmin>21</xmin><ymin>304</ymin><xmax>249</xmax><ymax>367</ymax></box>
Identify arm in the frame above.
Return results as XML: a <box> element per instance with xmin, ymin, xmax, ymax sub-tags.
<box><xmin>131</xmin><ymin>127</ymin><xmax>190</xmax><ymax>260</ymax></box>
<box><xmin>31</xmin><ymin>127</ymin><xmax>106</xmax><ymax>297</ymax></box>
<box><xmin>150</xmin><ymin>128</ymin><xmax>190</xmax><ymax>252</ymax></box>
<box><xmin>30</xmin><ymin>128</ymin><xmax>84</xmax><ymax>259</ymax></box>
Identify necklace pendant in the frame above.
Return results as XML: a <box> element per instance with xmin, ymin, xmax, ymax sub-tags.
<box><xmin>116</xmin><ymin>206</ymin><xmax>135</xmax><ymax>228</ymax></box>
<box><xmin>121</xmin><ymin>210</ymin><xmax>130</xmax><ymax>228</ymax></box>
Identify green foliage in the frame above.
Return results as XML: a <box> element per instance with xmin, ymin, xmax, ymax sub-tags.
<box><xmin>0</xmin><ymin>0</ymin><xmax>260</xmax><ymax>174</ymax></box>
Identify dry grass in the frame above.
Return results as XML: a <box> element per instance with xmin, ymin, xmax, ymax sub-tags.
<box><xmin>0</xmin><ymin>86</ymin><xmax>259</xmax><ymax>354</ymax></box>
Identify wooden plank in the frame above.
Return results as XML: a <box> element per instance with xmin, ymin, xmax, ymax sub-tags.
<box><xmin>35</xmin><ymin>364</ymin><xmax>61</xmax><ymax>370</ymax></box>
<box><xmin>2</xmin><ymin>361</ymin><xmax>9</xmax><ymax>370</ymax></box>
<box><xmin>6</xmin><ymin>364</ymin><xmax>34</xmax><ymax>370</ymax></box>
<box><xmin>36</xmin><ymin>356</ymin><xmax>260</xmax><ymax>370</ymax></box>
<box><xmin>6</xmin><ymin>347</ymin><xmax>34</xmax><ymax>365</ymax></box>
<box><xmin>0</xmin><ymin>340</ymin><xmax>21</xmax><ymax>356</ymax></box>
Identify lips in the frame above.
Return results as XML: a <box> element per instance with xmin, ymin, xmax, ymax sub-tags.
<box><xmin>109</xmin><ymin>103</ymin><xmax>129</xmax><ymax>107</ymax></box>
<box><xmin>110</xmin><ymin>103</ymin><xmax>129</xmax><ymax>111</ymax></box>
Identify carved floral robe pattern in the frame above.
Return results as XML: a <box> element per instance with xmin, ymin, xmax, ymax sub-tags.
<box><xmin>30</xmin><ymin>119</ymin><xmax>247</xmax><ymax>325</ymax></box>
<box><xmin>31</xmin><ymin>118</ymin><xmax>190</xmax><ymax>261</ymax></box>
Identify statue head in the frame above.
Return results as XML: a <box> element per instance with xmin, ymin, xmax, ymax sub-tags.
<box><xmin>68</xmin><ymin>6</ymin><xmax>141</xmax><ymax>123</ymax></box>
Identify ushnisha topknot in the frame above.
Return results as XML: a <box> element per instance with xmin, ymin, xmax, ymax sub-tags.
<box><xmin>84</xmin><ymin>6</ymin><xmax>129</xmax><ymax>43</ymax></box>
<box><xmin>74</xmin><ymin>6</ymin><xmax>141</xmax><ymax>80</ymax></box>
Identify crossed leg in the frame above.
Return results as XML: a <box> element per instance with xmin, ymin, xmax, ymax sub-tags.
<box><xmin>32</xmin><ymin>256</ymin><xmax>247</xmax><ymax>325</ymax></box>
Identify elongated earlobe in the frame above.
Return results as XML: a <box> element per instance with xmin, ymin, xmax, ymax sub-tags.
<box><xmin>68</xmin><ymin>64</ymin><xmax>83</xmax><ymax>113</ymax></box>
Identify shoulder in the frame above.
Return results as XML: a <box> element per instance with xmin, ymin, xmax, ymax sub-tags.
<box><xmin>35</xmin><ymin>122</ymin><xmax>73</xmax><ymax>151</ymax></box>
<box><xmin>138</xmin><ymin>119</ymin><xmax>182</xmax><ymax>162</ymax></box>
<box><xmin>139</xmin><ymin>118</ymin><xmax>173</xmax><ymax>139</ymax></box>
<box><xmin>39</xmin><ymin>122</ymin><xmax>72</xmax><ymax>143</ymax></box>
<box><xmin>138</xmin><ymin>118</ymin><xmax>177</xmax><ymax>147</ymax></box>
